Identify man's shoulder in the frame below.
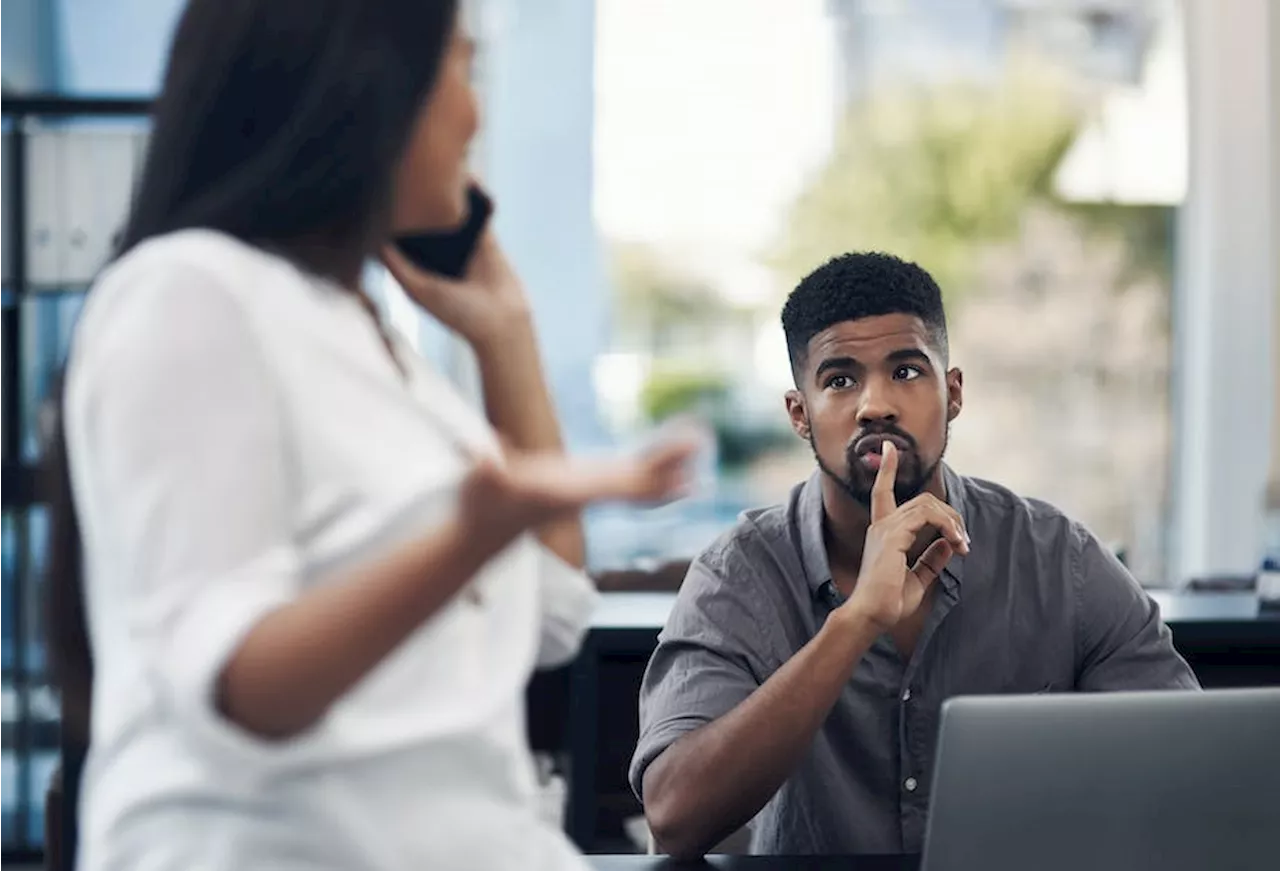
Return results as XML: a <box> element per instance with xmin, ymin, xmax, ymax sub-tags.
<box><xmin>680</xmin><ymin>494</ymin><xmax>807</xmax><ymax>602</ymax></box>
<box><xmin>699</xmin><ymin>501</ymin><xmax>788</xmax><ymax>558</ymax></box>
<box><xmin>666</xmin><ymin>493</ymin><xmax>814</xmax><ymax>657</ymax></box>
<box><xmin>957</xmin><ymin>471</ymin><xmax>1087</xmax><ymax>552</ymax></box>
<box><xmin>962</xmin><ymin>476</ymin><xmax>1080</xmax><ymax>530</ymax></box>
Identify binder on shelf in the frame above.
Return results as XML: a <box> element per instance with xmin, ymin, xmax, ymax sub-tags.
<box><xmin>25</xmin><ymin>128</ymin><xmax>145</xmax><ymax>289</ymax></box>
<box><xmin>2</xmin><ymin>130</ymin><xmax>11</xmax><ymax>286</ymax></box>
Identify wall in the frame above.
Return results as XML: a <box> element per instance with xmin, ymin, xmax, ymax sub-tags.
<box><xmin>474</xmin><ymin>0</ymin><xmax>609</xmax><ymax>449</ymax></box>
<box><xmin>1271</xmin><ymin>0</ymin><xmax>1280</xmax><ymax>510</ymax></box>
<box><xmin>1</xmin><ymin>0</ymin><xmax>60</xmax><ymax>90</ymax></box>
<box><xmin>48</xmin><ymin>0</ymin><xmax>184</xmax><ymax>94</ymax></box>
<box><xmin>1172</xmin><ymin>0</ymin><xmax>1276</xmax><ymax>580</ymax></box>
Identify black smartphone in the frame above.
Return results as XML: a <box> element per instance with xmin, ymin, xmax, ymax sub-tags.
<box><xmin>394</xmin><ymin>184</ymin><xmax>493</xmax><ymax>279</ymax></box>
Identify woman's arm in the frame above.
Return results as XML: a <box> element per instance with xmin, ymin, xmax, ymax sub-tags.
<box><xmin>218</xmin><ymin>492</ymin><xmax>501</xmax><ymax>738</ymax></box>
<box><xmin>473</xmin><ymin>321</ymin><xmax>585</xmax><ymax>567</ymax></box>
<box><xmin>381</xmin><ymin>237</ymin><xmax>586</xmax><ymax>569</ymax></box>
<box><xmin>220</xmin><ymin>450</ymin><xmax>678</xmax><ymax>739</ymax></box>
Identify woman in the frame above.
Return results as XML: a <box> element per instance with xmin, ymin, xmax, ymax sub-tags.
<box><xmin>45</xmin><ymin>1</ymin><xmax>693</xmax><ymax>868</ymax></box>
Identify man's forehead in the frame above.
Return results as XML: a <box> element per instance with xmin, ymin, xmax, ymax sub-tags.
<box><xmin>806</xmin><ymin>314</ymin><xmax>935</xmax><ymax>364</ymax></box>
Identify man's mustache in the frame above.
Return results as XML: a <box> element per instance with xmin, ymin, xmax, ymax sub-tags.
<box><xmin>846</xmin><ymin>425</ymin><xmax>918</xmax><ymax>457</ymax></box>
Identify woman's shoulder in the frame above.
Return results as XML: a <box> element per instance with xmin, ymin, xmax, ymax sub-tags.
<box><xmin>72</xmin><ymin>230</ymin><xmax>306</xmax><ymax>374</ymax></box>
<box><xmin>96</xmin><ymin>229</ymin><xmax>292</xmax><ymax>300</ymax></box>
<box><xmin>80</xmin><ymin>230</ymin><xmax>320</xmax><ymax>345</ymax></box>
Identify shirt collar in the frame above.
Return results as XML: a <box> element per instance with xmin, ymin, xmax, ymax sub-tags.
<box><xmin>796</xmin><ymin>463</ymin><xmax>970</xmax><ymax>604</ymax></box>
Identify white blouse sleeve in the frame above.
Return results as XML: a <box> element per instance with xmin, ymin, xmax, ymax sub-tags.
<box><xmin>67</xmin><ymin>256</ymin><xmax>302</xmax><ymax>760</ymax></box>
<box><xmin>533</xmin><ymin>545</ymin><xmax>599</xmax><ymax>669</ymax></box>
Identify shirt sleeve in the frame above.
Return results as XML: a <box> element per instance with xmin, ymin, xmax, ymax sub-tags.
<box><xmin>533</xmin><ymin>544</ymin><xmax>599</xmax><ymax>669</ymax></box>
<box><xmin>67</xmin><ymin>254</ymin><xmax>304</xmax><ymax>764</ymax></box>
<box><xmin>1072</xmin><ymin>525</ymin><xmax>1200</xmax><ymax>691</ymax></box>
<box><xmin>629</xmin><ymin>554</ymin><xmax>769</xmax><ymax>801</ymax></box>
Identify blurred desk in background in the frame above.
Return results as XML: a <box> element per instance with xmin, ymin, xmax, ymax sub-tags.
<box><xmin>1147</xmin><ymin>591</ymin><xmax>1280</xmax><ymax>687</ymax></box>
<box><xmin>529</xmin><ymin>590</ymin><xmax>1280</xmax><ymax>852</ymax></box>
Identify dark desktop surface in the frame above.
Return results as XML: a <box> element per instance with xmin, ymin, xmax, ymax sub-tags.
<box><xmin>589</xmin><ymin>855</ymin><xmax>919</xmax><ymax>871</ymax></box>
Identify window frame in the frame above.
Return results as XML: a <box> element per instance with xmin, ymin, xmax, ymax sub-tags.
<box><xmin>1169</xmin><ymin>0</ymin><xmax>1277</xmax><ymax>584</ymax></box>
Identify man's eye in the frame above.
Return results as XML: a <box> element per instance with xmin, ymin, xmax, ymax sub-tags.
<box><xmin>827</xmin><ymin>375</ymin><xmax>856</xmax><ymax>390</ymax></box>
<box><xmin>895</xmin><ymin>365</ymin><xmax>923</xmax><ymax>381</ymax></box>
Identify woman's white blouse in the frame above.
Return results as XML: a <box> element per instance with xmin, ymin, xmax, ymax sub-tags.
<box><xmin>63</xmin><ymin>229</ymin><xmax>598</xmax><ymax>871</ymax></box>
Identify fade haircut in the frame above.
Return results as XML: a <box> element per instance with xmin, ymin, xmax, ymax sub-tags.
<box><xmin>781</xmin><ymin>251</ymin><xmax>948</xmax><ymax>380</ymax></box>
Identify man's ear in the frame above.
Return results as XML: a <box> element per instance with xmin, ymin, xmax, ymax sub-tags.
<box><xmin>946</xmin><ymin>368</ymin><xmax>963</xmax><ymax>422</ymax></box>
<box><xmin>785</xmin><ymin>389</ymin><xmax>810</xmax><ymax>440</ymax></box>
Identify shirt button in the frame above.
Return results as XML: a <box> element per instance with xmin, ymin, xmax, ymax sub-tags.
<box><xmin>902</xmin><ymin>688</ymin><xmax>912</xmax><ymax>702</ymax></box>
<box><xmin>904</xmin><ymin>777</ymin><xmax>918</xmax><ymax>793</ymax></box>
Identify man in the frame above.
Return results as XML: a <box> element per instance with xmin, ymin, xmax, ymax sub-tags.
<box><xmin>629</xmin><ymin>252</ymin><xmax>1198</xmax><ymax>859</ymax></box>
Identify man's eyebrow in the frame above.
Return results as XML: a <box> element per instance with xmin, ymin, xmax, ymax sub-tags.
<box><xmin>885</xmin><ymin>348</ymin><xmax>934</xmax><ymax>366</ymax></box>
<box><xmin>814</xmin><ymin>355</ymin><xmax>861</xmax><ymax>383</ymax></box>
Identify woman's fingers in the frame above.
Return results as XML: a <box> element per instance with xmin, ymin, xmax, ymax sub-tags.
<box><xmin>379</xmin><ymin>243</ymin><xmax>459</xmax><ymax>310</ymax></box>
<box><xmin>498</xmin><ymin>438</ymin><xmax>700</xmax><ymax>509</ymax></box>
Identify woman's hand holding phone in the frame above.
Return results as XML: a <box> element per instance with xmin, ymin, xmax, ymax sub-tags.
<box><xmin>381</xmin><ymin>230</ymin><xmax>531</xmax><ymax>350</ymax></box>
<box><xmin>381</xmin><ymin>183</ymin><xmax>533</xmax><ymax>350</ymax></box>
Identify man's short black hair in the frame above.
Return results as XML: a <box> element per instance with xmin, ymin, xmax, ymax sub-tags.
<box><xmin>781</xmin><ymin>251</ymin><xmax>948</xmax><ymax>378</ymax></box>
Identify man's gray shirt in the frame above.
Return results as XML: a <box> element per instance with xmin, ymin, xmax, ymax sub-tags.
<box><xmin>630</xmin><ymin>466</ymin><xmax>1198</xmax><ymax>855</ymax></box>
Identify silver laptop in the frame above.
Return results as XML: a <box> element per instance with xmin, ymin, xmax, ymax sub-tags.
<box><xmin>921</xmin><ymin>688</ymin><xmax>1280</xmax><ymax>871</ymax></box>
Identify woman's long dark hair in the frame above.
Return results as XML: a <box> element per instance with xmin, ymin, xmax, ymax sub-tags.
<box><xmin>44</xmin><ymin>0</ymin><xmax>459</xmax><ymax>745</ymax></box>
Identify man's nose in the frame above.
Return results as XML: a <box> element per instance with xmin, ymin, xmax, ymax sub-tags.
<box><xmin>857</xmin><ymin>375</ymin><xmax>898</xmax><ymax>425</ymax></box>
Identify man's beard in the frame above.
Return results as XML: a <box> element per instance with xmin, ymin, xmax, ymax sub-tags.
<box><xmin>810</xmin><ymin>423</ymin><xmax>947</xmax><ymax>509</ymax></box>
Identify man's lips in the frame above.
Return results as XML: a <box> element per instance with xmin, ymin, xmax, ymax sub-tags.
<box><xmin>852</xmin><ymin>433</ymin><xmax>913</xmax><ymax>457</ymax></box>
<box><xmin>851</xmin><ymin>433</ymin><xmax>912</xmax><ymax>472</ymax></box>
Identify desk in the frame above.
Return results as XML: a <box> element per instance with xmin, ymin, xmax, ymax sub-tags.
<box><xmin>541</xmin><ymin>590</ymin><xmax>1280</xmax><ymax>851</ymax></box>
<box><xmin>1148</xmin><ymin>591</ymin><xmax>1280</xmax><ymax>687</ymax></box>
<box><xmin>588</xmin><ymin>856</ymin><xmax>918</xmax><ymax>871</ymax></box>
<box><xmin>589</xmin><ymin>590</ymin><xmax>1280</xmax><ymax>642</ymax></box>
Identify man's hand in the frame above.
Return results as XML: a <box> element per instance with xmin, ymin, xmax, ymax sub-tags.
<box><xmin>842</xmin><ymin>441</ymin><xmax>969</xmax><ymax>631</ymax></box>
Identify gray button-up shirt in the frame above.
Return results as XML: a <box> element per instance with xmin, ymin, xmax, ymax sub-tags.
<box><xmin>630</xmin><ymin>466</ymin><xmax>1199</xmax><ymax>855</ymax></box>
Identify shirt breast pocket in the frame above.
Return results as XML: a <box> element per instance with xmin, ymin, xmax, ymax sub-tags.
<box><xmin>936</xmin><ymin>607</ymin><xmax>1075</xmax><ymax>697</ymax></box>
<box><xmin>1004</xmin><ymin>669</ymin><xmax>1075</xmax><ymax>696</ymax></box>
<box><xmin>934</xmin><ymin>640</ymin><xmax>1074</xmax><ymax>698</ymax></box>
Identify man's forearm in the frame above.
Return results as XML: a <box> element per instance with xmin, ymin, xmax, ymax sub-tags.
<box><xmin>473</xmin><ymin>320</ymin><xmax>585</xmax><ymax>567</ymax></box>
<box><xmin>642</xmin><ymin>607</ymin><xmax>880</xmax><ymax>859</ymax></box>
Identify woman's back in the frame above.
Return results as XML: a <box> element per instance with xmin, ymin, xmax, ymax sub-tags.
<box><xmin>65</xmin><ymin>230</ymin><xmax>594</xmax><ymax>870</ymax></box>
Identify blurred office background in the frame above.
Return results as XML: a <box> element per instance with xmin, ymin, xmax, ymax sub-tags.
<box><xmin>3</xmin><ymin>0</ymin><xmax>1277</xmax><ymax>861</ymax></box>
